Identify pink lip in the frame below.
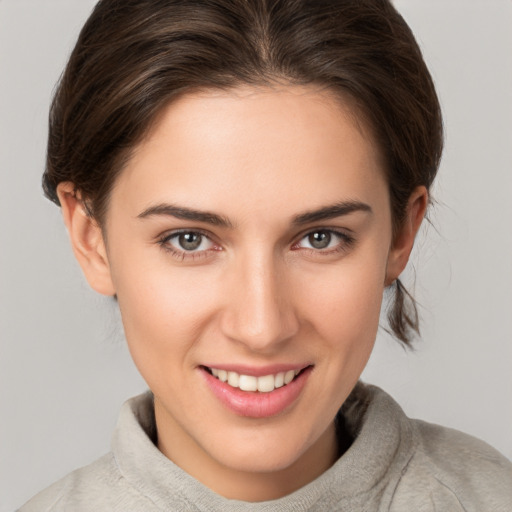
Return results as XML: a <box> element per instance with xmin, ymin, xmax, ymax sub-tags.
<box><xmin>201</xmin><ymin>365</ymin><xmax>313</xmax><ymax>418</ymax></box>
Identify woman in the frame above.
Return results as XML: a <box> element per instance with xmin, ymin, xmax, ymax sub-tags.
<box><xmin>17</xmin><ymin>0</ymin><xmax>512</xmax><ymax>510</ymax></box>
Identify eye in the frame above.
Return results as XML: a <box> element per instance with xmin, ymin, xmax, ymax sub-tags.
<box><xmin>294</xmin><ymin>229</ymin><xmax>354</xmax><ymax>253</ymax></box>
<box><xmin>160</xmin><ymin>230</ymin><xmax>216</xmax><ymax>253</ymax></box>
<box><xmin>302</xmin><ymin>231</ymin><xmax>335</xmax><ymax>249</ymax></box>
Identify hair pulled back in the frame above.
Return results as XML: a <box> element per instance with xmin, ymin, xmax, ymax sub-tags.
<box><xmin>44</xmin><ymin>0</ymin><xmax>443</xmax><ymax>345</ymax></box>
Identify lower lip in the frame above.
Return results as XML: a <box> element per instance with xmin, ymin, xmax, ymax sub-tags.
<box><xmin>201</xmin><ymin>366</ymin><xmax>312</xmax><ymax>418</ymax></box>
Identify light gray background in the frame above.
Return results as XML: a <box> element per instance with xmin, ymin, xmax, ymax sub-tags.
<box><xmin>1</xmin><ymin>1</ymin><xmax>511</xmax><ymax>510</ymax></box>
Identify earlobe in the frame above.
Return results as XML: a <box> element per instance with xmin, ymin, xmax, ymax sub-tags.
<box><xmin>385</xmin><ymin>186</ymin><xmax>428</xmax><ymax>286</ymax></box>
<box><xmin>57</xmin><ymin>182</ymin><xmax>116</xmax><ymax>296</ymax></box>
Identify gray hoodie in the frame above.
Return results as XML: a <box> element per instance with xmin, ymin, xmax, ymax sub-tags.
<box><xmin>18</xmin><ymin>383</ymin><xmax>512</xmax><ymax>511</ymax></box>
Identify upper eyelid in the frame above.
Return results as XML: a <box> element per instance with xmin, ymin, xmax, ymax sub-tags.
<box><xmin>305</xmin><ymin>224</ymin><xmax>354</xmax><ymax>235</ymax></box>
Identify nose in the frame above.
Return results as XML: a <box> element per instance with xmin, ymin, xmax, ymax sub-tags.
<box><xmin>220</xmin><ymin>251</ymin><xmax>300</xmax><ymax>353</ymax></box>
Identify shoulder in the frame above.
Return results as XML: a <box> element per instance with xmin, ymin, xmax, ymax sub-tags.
<box><xmin>391</xmin><ymin>419</ymin><xmax>512</xmax><ymax>511</ymax></box>
<box><xmin>17</xmin><ymin>453</ymin><xmax>157</xmax><ymax>512</ymax></box>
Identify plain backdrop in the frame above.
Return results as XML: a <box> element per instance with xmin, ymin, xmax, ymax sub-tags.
<box><xmin>1</xmin><ymin>1</ymin><xmax>511</xmax><ymax>510</ymax></box>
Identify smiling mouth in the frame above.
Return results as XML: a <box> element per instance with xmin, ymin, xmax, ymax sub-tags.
<box><xmin>201</xmin><ymin>366</ymin><xmax>310</xmax><ymax>393</ymax></box>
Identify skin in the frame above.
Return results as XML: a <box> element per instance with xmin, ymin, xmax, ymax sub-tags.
<box><xmin>58</xmin><ymin>85</ymin><xmax>427</xmax><ymax>501</ymax></box>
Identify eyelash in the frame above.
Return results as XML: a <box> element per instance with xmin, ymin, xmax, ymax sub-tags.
<box><xmin>157</xmin><ymin>229</ymin><xmax>219</xmax><ymax>261</ymax></box>
<box><xmin>292</xmin><ymin>229</ymin><xmax>355</xmax><ymax>256</ymax></box>
<box><xmin>157</xmin><ymin>228</ymin><xmax>355</xmax><ymax>261</ymax></box>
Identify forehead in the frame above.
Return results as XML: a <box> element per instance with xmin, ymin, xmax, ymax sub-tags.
<box><xmin>113</xmin><ymin>85</ymin><xmax>388</xmax><ymax>221</ymax></box>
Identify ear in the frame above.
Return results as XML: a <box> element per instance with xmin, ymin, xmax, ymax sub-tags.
<box><xmin>385</xmin><ymin>186</ymin><xmax>428</xmax><ymax>286</ymax></box>
<box><xmin>57</xmin><ymin>182</ymin><xmax>116</xmax><ymax>296</ymax></box>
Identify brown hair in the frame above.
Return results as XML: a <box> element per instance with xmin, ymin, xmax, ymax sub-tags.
<box><xmin>43</xmin><ymin>0</ymin><xmax>443</xmax><ymax>345</ymax></box>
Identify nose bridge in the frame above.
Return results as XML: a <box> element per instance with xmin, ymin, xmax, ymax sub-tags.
<box><xmin>221</xmin><ymin>247</ymin><xmax>298</xmax><ymax>351</ymax></box>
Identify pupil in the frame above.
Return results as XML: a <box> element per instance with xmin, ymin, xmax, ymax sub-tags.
<box><xmin>309</xmin><ymin>231</ymin><xmax>331</xmax><ymax>249</ymax></box>
<box><xmin>179</xmin><ymin>232</ymin><xmax>202</xmax><ymax>250</ymax></box>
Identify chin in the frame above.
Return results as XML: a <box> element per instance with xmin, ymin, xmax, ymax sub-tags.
<box><xmin>203</xmin><ymin>420</ymin><xmax>323</xmax><ymax>474</ymax></box>
<box><xmin>215</xmin><ymin>444</ymin><xmax>306</xmax><ymax>474</ymax></box>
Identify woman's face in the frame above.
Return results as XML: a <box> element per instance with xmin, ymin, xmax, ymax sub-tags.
<box><xmin>69</xmin><ymin>85</ymin><xmax>413</xmax><ymax>498</ymax></box>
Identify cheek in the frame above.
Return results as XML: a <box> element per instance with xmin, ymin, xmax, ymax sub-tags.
<box><xmin>111</xmin><ymin>252</ymin><xmax>221</xmax><ymax>380</ymax></box>
<box><xmin>302</xmin><ymin>258</ymin><xmax>386</xmax><ymax>341</ymax></box>
<box><xmin>273</xmin><ymin>259</ymin><xmax>386</xmax><ymax>440</ymax></box>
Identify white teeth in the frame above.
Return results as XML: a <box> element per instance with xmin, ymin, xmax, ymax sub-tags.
<box><xmin>257</xmin><ymin>374</ymin><xmax>275</xmax><ymax>393</ymax></box>
<box><xmin>239</xmin><ymin>374</ymin><xmax>258</xmax><ymax>391</ymax></box>
<box><xmin>284</xmin><ymin>370</ymin><xmax>295</xmax><ymax>385</ymax></box>
<box><xmin>227</xmin><ymin>371</ymin><xmax>239</xmax><ymax>387</ymax></box>
<box><xmin>208</xmin><ymin>367</ymin><xmax>305</xmax><ymax>392</ymax></box>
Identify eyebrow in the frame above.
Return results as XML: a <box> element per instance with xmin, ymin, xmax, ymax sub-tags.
<box><xmin>292</xmin><ymin>200</ymin><xmax>372</xmax><ymax>225</ymax></box>
<box><xmin>137</xmin><ymin>204</ymin><xmax>234</xmax><ymax>228</ymax></box>
<box><xmin>137</xmin><ymin>200</ymin><xmax>371</xmax><ymax>228</ymax></box>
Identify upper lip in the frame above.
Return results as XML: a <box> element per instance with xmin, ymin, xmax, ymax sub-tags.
<box><xmin>200</xmin><ymin>363</ymin><xmax>312</xmax><ymax>377</ymax></box>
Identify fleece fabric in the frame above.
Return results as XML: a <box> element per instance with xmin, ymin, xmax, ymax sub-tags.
<box><xmin>18</xmin><ymin>383</ymin><xmax>512</xmax><ymax>511</ymax></box>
